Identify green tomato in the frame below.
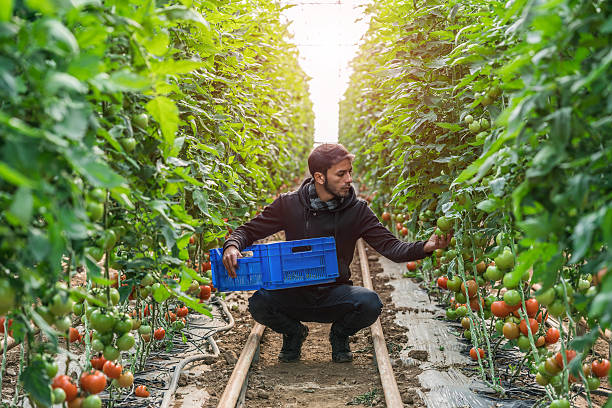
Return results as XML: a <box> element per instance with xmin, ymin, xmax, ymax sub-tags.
<box><xmin>495</xmin><ymin>320</ymin><xmax>504</xmax><ymax>334</ymax></box>
<box><xmin>436</xmin><ymin>217</ymin><xmax>452</xmax><ymax>232</ymax></box>
<box><xmin>133</xmin><ymin>113</ymin><xmax>149</xmax><ymax>129</ymax></box>
<box><xmin>89</xmin><ymin>188</ymin><xmax>106</xmax><ymax>202</ymax></box>
<box><xmin>455</xmin><ymin>291</ymin><xmax>467</xmax><ymax>304</ymax></box>
<box><xmin>172</xmin><ymin>320</ymin><xmax>185</xmax><ymax>331</ymax></box>
<box><xmin>54</xmin><ymin>315</ymin><xmax>71</xmax><ymax>332</ymax></box>
<box><xmin>103</xmin><ymin>345</ymin><xmax>120</xmax><ymax>361</ymax></box>
<box><xmin>138</xmin><ymin>324</ymin><xmax>152</xmax><ymax>335</ymax></box>
<box><xmin>502</xmin><ymin>270</ymin><xmax>521</xmax><ymax>289</ymax></box>
<box><xmin>120</xmin><ymin>137</ymin><xmax>136</xmax><ymax>153</ymax></box>
<box><xmin>586</xmin><ymin>376</ymin><xmax>600</xmax><ymax>391</ymax></box>
<box><xmin>52</xmin><ymin>388</ymin><xmax>66</xmax><ymax>404</ymax></box>
<box><xmin>116</xmin><ymin>333</ymin><xmax>135</xmax><ymax>351</ymax></box>
<box><xmin>72</xmin><ymin>303</ymin><xmax>84</xmax><ymax>316</ymax></box>
<box><xmin>577</xmin><ymin>279</ymin><xmax>590</xmax><ymax>292</ymax></box>
<box><xmin>91</xmin><ymin>339</ymin><xmax>105</xmax><ymax>352</ymax></box>
<box><xmin>503</xmin><ymin>290</ymin><xmax>521</xmax><ymax>307</ymax></box>
<box><xmin>82</xmin><ymin>395</ymin><xmax>102</xmax><ymax>408</ymax></box>
<box><xmin>49</xmin><ymin>293</ymin><xmax>74</xmax><ymax>316</ymax></box>
<box><xmin>141</xmin><ymin>274</ymin><xmax>155</xmax><ymax>287</ymax></box>
<box><xmin>109</xmin><ymin>288</ymin><xmax>120</xmax><ymax>306</ymax></box>
<box><xmin>434</xmin><ymin>227</ymin><xmax>443</xmax><ymax>236</ymax></box>
<box><xmin>535</xmin><ymin>287</ymin><xmax>556</xmax><ymax>306</ymax></box>
<box><xmin>445</xmin><ymin>308</ymin><xmax>457</xmax><ymax>320</ymax></box>
<box><xmin>446</xmin><ymin>276</ymin><xmax>462</xmax><ymax>292</ymax></box>
<box><xmin>90</xmin><ymin>309</ymin><xmax>116</xmax><ymax>333</ymax></box>
<box><xmin>455</xmin><ymin>305</ymin><xmax>468</xmax><ymax>317</ymax></box>
<box><xmin>549</xmin><ymin>399</ymin><xmax>570</xmax><ymax>408</ymax></box>
<box><xmin>93</xmin><ymin>330</ymin><xmax>114</xmax><ymax>346</ymax></box>
<box><xmin>517</xmin><ymin>335</ymin><xmax>531</xmax><ymax>352</ymax></box>
<box><xmin>113</xmin><ymin>316</ymin><xmax>132</xmax><ymax>335</ymax></box>
<box><xmin>548</xmin><ymin>300</ymin><xmax>566</xmax><ymax>317</ymax></box>
<box><xmin>463</xmin><ymin>329</ymin><xmax>471</xmax><ymax>340</ymax></box>
<box><xmin>485</xmin><ymin>265</ymin><xmax>503</xmax><ymax>281</ymax></box>
<box><xmin>479</xmin><ymin>118</ymin><xmax>490</xmax><ymax>130</ymax></box>
<box><xmin>494</xmin><ymin>250</ymin><xmax>515</xmax><ymax>271</ymax></box>
<box><xmin>464</xmin><ymin>114</ymin><xmax>474</xmax><ymax>124</ymax></box>
<box><xmin>87</xmin><ymin>202</ymin><xmax>104</xmax><ymax>222</ymax></box>
<box><xmin>45</xmin><ymin>360</ymin><xmax>58</xmax><ymax>378</ymax></box>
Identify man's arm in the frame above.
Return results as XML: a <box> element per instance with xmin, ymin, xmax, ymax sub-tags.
<box><xmin>222</xmin><ymin>195</ymin><xmax>285</xmax><ymax>277</ymax></box>
<box><xmin>360</xmin><ymin>204</ymin><xmax>450</xmax><ymax>262</ymax></box>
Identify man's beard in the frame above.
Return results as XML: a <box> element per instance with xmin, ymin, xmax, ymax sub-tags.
<box><xmin>323</xmin><ymin>178</ymin><xmax>348</xmax><ymax>199</ymax></box>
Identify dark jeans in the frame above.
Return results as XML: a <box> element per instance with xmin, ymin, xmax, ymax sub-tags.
<box><xmin>248</xmin><ymin>284</ymin><xmax>383</xmax><ymax>337</ymax></box>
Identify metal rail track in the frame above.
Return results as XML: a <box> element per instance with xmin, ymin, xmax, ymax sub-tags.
<box><xmin>216</xmin><ymin>238</ymin><xmax>404</xmax><ymax>407</ymax></box>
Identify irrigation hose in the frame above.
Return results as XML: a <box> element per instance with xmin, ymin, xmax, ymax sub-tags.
<box><xmin>159</xmin><ymin>298</ymin><xmax>235</xmax><ymax>408</ymax></box>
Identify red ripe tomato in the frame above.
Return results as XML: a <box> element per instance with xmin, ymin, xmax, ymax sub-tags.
<box><xmin>470</xmin><ymin>347</ymin><xmax>485</xmax><ymax>360</ymax></box>
<box><xmin>381</xmin><ymin>212</ymin><xmax>391</xmax><ymax>221</ymax></box>
<box><xmin>176</xmin><ymin>307</ymin><xmax>188</xmax><ymax>318</ymax></box>
<box><xmin>90</xmin><ymin>355</ymin><xmax>107</xmax><ymax>370</ymax></box>
<box><xmin>135</xmin><ymin>385</ymin><xmax>150</xmax><ymax>397</ymax></box>
<box><xmin>535</xmin><ymin>336</ymin><xmax>546</xmax><ymax>347</ymax></box>
<box><xmin>189</xmin><ymin>235</ymin><xmax>195</xmax><ymax>245</ymax></box>
<box><xmin>199</xmin><ymin>285</ymin><xmax>211</xmax><ymax>300</ymax></box>
<box><xmin>395</xmin><ymin>222</ymin><xmax>402</xmax><ymax>231</ymax></box>
<box><xmin>154</xmin><ymin>328</ymin><xmax>165</xmax><ymax>340</ymax></box>
<box><xmin>491</xmin><ymin>301</ymin><xmax>509</xmax><ymax>318</ymax></box>
<box><xmin>519</xmin><ymin>318</ymin><xmax>539</xmax><ymax>336</ymax></box>
<box><xmin>406</xmin><ymin>261</ymin><xmax>417</xmax><ymax>271</ymax></box>
<box><xmin>0</xmin><ymin>317</ymin><xmax>13</xmax><ymax>336</ymax></box>
<box><xmin>209</xmin><ymin>283</ymin><xmax>216</xmax><ymax>293</ymax></box>
<box><xmin>165</xmin><ymin>311</ymin><xmax>176</xmax><ymax>322</ymax></box>
<box><xmin>592</xmin><ymin>359</ymin><xmax>610</xmax><ymax>378</ymax></box>
<box><xmin>52</xmin><ymin>375</ymin><xmax>78</xmax><ymax>402</ymax></box>
<box><xmin>555</xmin><ymin>349</ymin><xmax>577</xmax><ymax>368</ymax></box>
<box><xmin>545</xmin><ymin>327</ymin><xmax>560</xmax><ymax>344</ymax></box>
<box><xmin>80</xmin><ymin>370</ymin><xmax>107</xmax><ymax>394</ymax></box>
<box><xmin>202</xmin><ymin>261</ymin><xmax>211</xmax><ymax>271</ymax></box>
<box><xmin>437</xmin><ymin>276</ymin><xmax>448</xmax><ymax>289</ymax></box>
<box><xmin>102</xmin><ymin>360</ymin><xmax>122</xmax><ymax>379</ymax></box>
<box><xmin>401</xmin><ymin>227</ymin><xmax>408</xmax><ymax>236</ymax></box>
<box><xmin>524</xmin><ymin>298</ymin><xmax>539</xmax><ymax>318</ymax></box>
<box><xmin>69</xmin><ymin>327</ymin><xmax>82</xmax><ymax>343</ymax></box>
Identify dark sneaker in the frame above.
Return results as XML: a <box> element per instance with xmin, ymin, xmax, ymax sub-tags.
<box><xmin>278</xmin><ymin>324</ymin><xmax>309</xmax><ymax>362</ymax></box>
<box><xmin>329</xmin><ymin>328</ymin><xmax>353</xmax><ymax>363</ymax></box>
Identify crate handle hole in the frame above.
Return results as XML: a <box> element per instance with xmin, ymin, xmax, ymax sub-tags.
<box><xmin>240</xmin><ymin>251</ymin><xmax>254</xmax><ymax>258</ymax></box>
<box><xmin>291</xmin><ymin>245</ymin><xmax>312</xmax><ymax>253</ymax></box>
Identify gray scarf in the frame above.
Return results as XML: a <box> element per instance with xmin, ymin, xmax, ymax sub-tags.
<box><xmin>308</xmin><ymin>182</ymin><xmax>343</xmax><ymax>211</ymax></box>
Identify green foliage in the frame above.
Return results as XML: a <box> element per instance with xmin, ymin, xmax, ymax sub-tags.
<box><xmin>341</xmin><ymin>0</ymin><xmax>611</xmax><ymax>402</ymax></box>
<box><xmin>0</xmin><ymin>0</ymin><xmax>314</xmax><ymax>394</ymax></box>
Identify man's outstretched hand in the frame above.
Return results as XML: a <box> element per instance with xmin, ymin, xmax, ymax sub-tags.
<box><xmin>222</xmin><ymin>245</ymin><xmax>242</xmax><ymax>278</ymax></box>
<box><xmin>424</xmin><ymin>231</ymin><xmax>453</xmax><ymax>253</ymax></box>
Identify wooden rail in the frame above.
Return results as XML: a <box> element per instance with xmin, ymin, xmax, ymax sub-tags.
<box><xmin>217</xmin><ymin>322</ymin><xmax>265</xmax><ymax>408</ymax></box>
<box><xmin>357</xmin><ymin>238</ymin><xmax>404</xmax><ymax>408</ymax></box>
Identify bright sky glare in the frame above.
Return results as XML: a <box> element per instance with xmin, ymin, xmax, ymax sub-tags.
<box><xmin>280</xmin><ymin>0</ymin><xmax>371</xmax><ymax>144</ymax></box>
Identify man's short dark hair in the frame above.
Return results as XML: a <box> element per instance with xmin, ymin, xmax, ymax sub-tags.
<box><xmin>308</xmin><ymin>143</ymin><xmax>355</xmax><ymax>177</ymax></box>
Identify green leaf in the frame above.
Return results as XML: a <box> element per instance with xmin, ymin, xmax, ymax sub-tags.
<box><xmin>476</xmin><ymin>198</ymin><xmax>500</xmax><ymax>213</ymax></box>
<box><xmin>66</xmin><ymin>149</ymin><xmax>125</xmax><ymax>188</ymax></box>
<box><xmin>146</xmin><ymin>96</ymin><xmax>178</xmax><ymax>149</ymax></box>
<box><xmin>0</xmin><ymin>0</ymin><xmax>13</xmax><ymax>21</ymax></box>
<box><xmin>435</xmin><ymin>122</ymin><xmax>462</xmax><ymax>131</ymax></box>
<box><xmin>20</xmin><ymin>358</ymin><xmax>52</xmax><ymax>406</ymax></box>
<box><xmin>8</xmin><ymin>187</ymin><xmax>33</xmax><ymax>225</ymax></box>
<box><xmin>153</xmin><ymin>284</ymin><xmax>171</xmax><ymax>303</ymax></box>
<box><xmin>0</xmin><ymin>161</ymin><xmax>34</xmax><ymax>187</ymax></box>
<box><xmin>151</xmin><ymin>60</ymin><xmax>204</xmax><ymax>76</ymax></box>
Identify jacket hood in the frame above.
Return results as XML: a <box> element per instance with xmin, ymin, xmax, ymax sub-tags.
<box><xmin>297</xmin><ymin>177</ymin><xmax>357</xmax><ymax>213</ymax></box>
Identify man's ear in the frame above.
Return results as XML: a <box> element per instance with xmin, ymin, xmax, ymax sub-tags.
<box><xmin>313</xmin><ymin>171</ymin><xmax>326</xmax><ymax>185</ymax></box>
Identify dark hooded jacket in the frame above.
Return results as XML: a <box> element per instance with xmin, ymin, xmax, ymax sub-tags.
<box><xmin>223</xmin><ymin>178</ymin><xmax>431</xmax><ymax>285</ymax></box>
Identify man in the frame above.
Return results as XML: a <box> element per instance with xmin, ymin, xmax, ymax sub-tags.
<box><xmin>222</xmin><ymin>143</ymin><xmax>451</xmax><ymax>363</ymax></box>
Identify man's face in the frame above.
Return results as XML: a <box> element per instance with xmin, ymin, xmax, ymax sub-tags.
<box><xmin>321</xmin><ymin>158</ymin><xmax>353</xmax><ymax>199</ymax></box>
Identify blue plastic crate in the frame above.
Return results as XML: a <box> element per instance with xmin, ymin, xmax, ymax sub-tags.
<box><xmin>210</xmin><ymin>237</ymin><xmax>339</xmax><ymax>292</ymax></box>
